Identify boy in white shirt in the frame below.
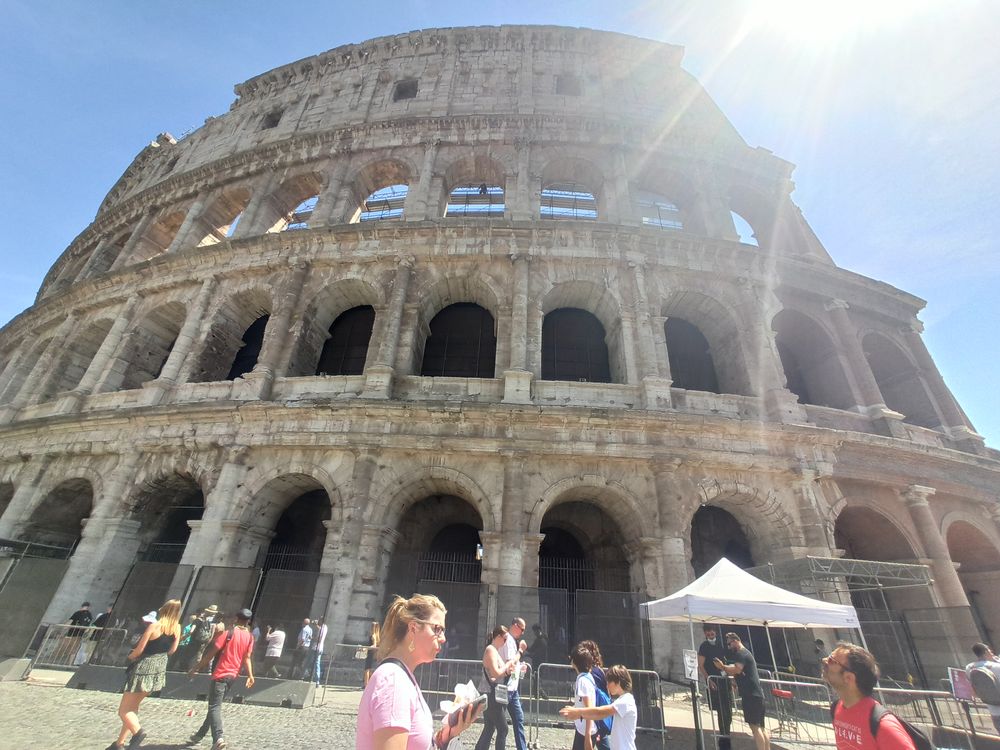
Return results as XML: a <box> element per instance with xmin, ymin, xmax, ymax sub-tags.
<box><xmin>561</xmin><ymin>664</ymin><xmax>638</xmax><ymax>750</ymax></box>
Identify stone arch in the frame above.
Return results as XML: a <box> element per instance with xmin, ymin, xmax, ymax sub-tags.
<box><xmin>117</xmin><ymin>301</ymin><xmax>187</xmax><ymax>391</ymax></box>
<box><xmin>20</xmin><ymin>477</ymin><xmax>94</xmax><ymax>549</ymax></box>
<box><xmin>944</xmin><ymin>514</ymin><xmax>1000</xmax><ymax>645</ymax></box>
<box><xmin>130</xmin><ymin>209</ymin><xmax>185</xmax><ymax>264</ymax></box>
<box><xmin>832</xmin><ymin>502</ymin><xmax>921</xmax><ymax>562</ymax></box>
<box><xmin>540</xmin><ymin>155</ymin><xmax>605</xmax><ymax>220</ymax></box>
<box><xmin>372</xmin><ymin>466</ymin><xmax>497</xmax><ymax>532</ymax></box>
<box><xmin>291</xmin><ymin>277</ymin><xmax>384</xmax><ymax>377</ymax></box>
<box><xmin>633</xmin><ymin>164</ymin><xmax>703</xmax><ymax>233</ymax></box>
<box><xmin>441</xmin><ymin>152</ymin><xmax>509</xmax><ymax>218</ymax></box>
<box><xmin>696</xmin><ymin>479</ymin><xmax>803</xmax><ymax>555</ymax></box>
<box><xmin>728</xmin><ymin>183</ymin><xmax>776</xmax><ymax>248</ymax></box>
<box><xmin>661</xmin><ymin>290</ymin><xmax>753</xmax><ymax>396</ymax></box>
<box><xmin>348</xmin><ymin>157</ymin><xmax>415</xmax><ymax>222</ymax></box>
<box><xmin>40</xmin><ymin>317</ymin><xmax>115</xmax><ymax>400</ymax></box>
<box><xmin>83</xmin><ymin>229</ymin><xmax>131</xmax><ymax>279</ymax></box>
<box><xmin>238</xmin><ymin>463</ymin><xmax>343</xmax><ymax>529</ymax></box>
<box><xmin>194</xmin><ymin>186</ymin><xmax>252</xmax><ymax>247</ymax></box>
<box><xmin>862</xmin><ymin>332</ymin><xmax>941</xmax><ymax>428</ymax></box>
<box><xmin>772</xmin><ymin>308</ymin><xmax>855</xmax><ymax>410</ymax></box>
<box><xmin>126</xmin><ymin>471</ymin><xmax>206</xmax><ymax>561</ymax></box>
<box><xmin>538</xmin><ymin>279</ymin><xmax>625</xmax><ymax>383</ymax></box>
<box><xmin>261</xmin><ymin>170</ymin><xmax>326</xmax><ymax>233</ymax></box>
<box><xmin>528</xmin><ymin>475</ymin><xmax>646</xmax><ymax>545</ymax></box>
<box><xmin>188</xmin><ymin>287</ymin><xmax>274</xmax><ymax>383</ymax></box>
<box><xmin>0</xmin><ymin>335</ymin><xmax>51</xmax><ymax>404</ymax></box>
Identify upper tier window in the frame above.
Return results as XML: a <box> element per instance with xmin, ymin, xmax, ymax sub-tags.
<box><xmin>359</xmin><ymin>184</ymin><xmax>407</xmax><ymax>222</ymax></box>
<box><xmin>636</xmin><ymin>191</ymin><xmax>683</xmax><ymax>230</ymax></box>
<box><xmin>445</xmin><ymin>184</ymin><xmax>504</xmax><ymax>217</ymax></box>
<box><xmin>284</xmin><ymin>196</ymin><xmax>318</xmax><ymax>231</ymax></box>
<box><xmin>261</xmin><ymin>109</ymin><xmax>283</xmax><ymax>130</ymax></box>
<box><xmin>541</xmin><ymin>183</ymin><xmax>598</xmax><ymax>221</ymax></box>
<box><xmin>393</xmin><ymin>79</ymin><xmax>418</xmax><ymax>101</ymax></box>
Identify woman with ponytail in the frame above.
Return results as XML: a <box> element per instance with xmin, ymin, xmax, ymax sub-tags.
<box><xmin>356</xmin><ymin>594</ymin><xmax>483</xmax><ymax>750</ymax></box>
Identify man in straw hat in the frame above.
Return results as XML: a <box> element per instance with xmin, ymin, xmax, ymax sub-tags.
<box><xmin>187</xmin><ymin>605</ymin><xmax>222</xmax><ymax>672</ymax></box>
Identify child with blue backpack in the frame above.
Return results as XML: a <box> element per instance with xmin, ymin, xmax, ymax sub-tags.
<box><xmin>562</xmin><ymin>661</ymin><xmax>638</xmax><ymax>750</ymax></box>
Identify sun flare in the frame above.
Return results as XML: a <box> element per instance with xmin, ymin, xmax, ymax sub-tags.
<box><xmin>757</xmin><ymin>0</ymin><xmax>939</xmax><ymax>44</ymax></box>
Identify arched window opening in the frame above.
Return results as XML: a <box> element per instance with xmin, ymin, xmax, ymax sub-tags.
<box><xmin>86</xmin><ymin>231</ymin><xmax>131</xmax><ymax>279</ymax></box>
<box><xmin>224</xmin><ymin>211</ymin><xmax>244</xmax><ymax>238</ymax></box>
<box><xmin>636</xmin><ymin>191</ymin><xmax>683</xmax><ymax>230</ymax></box>
<box><xmin>541</xmin><ymin>308</ymin><xmax>611</xmax><ymax>383</ymax></box>
<box><xmin>730</xmin><ymin>211</ymin><xmax>759</xmax><ymax>246</ymax></box>
<box><xmin>196</xmin><ymin>190</ymin><xmax>251</xmax><ymax>247</ymax></box>
<box><xmin>776</xmin><ymin>342</ymin><xmax>812</xmax><ymax>403</ymax></box>
<box><xmin>226</xmin><ymin>314</ymin><xmax>269</xmax><ymax>380</ymax></box>
<box><xmin>690</xmin><ymin>506</ymin><xmax>754</xmax><ymax>576</ymax></box>
<box><xmin>539</xmin><ymin>526</ymin><xmax>592</xmax><ymax>591</ymax></box>
<box><xmin>21</xmin><ymin>479</ymin><xmax>93</xmax><ymax>552</ymax></box>
<box><xmin>359</xmin><ymin>184</ymin><xmax>407</xmax><ymax>222</ymax></box>
<box><xmin>119</xmin><ymin>303</ymin><xmax>185</xmax><ymax>391</ymax></box>
<box><xmin>262</xmin><ymin>490</ymin><xmax>331</xmax><ymax>572</ymax></box>
<box><xmin>772</xmin><ymin>311</ymin><xmax>854</xmax><ymax>410</ymax></box>
<box><xmin>541</xmin><ymin>182</ymin><xmax>598</xmax><ymax>220</ymax></box>
<box><xmin>40</xmin><ymin>319</ymin><xmax>114</xmax><ymax>401</ymax></box>
<box><xmin>947</xmin><ymin>521</ymin><xmax>1000</xmax><ymax>644</ymax></box>
<box><xmin>316</xmin><ymin>306</ymin><xmax>375</xmax><ymax>376</ymax></box>
<box><xmin>420</xmin><ymin>303</ymin><xmax>497</xmax><ymax>378</ymax></box>
<box><xmin>665</xmin><ymin>318</ymin><xmax>720</xmax><ymax>393</ymax></box>
<box><xmin>130</xmin><ymin>211</ymin><xmax>184</xmax><ymax>264</ymax></box>
<box><xmin>283</xmin><ymin>195</ymin><xmax>318</xmax><ymax>231</ymax></box>
<box><xmin>445</xmin><ymin>184</ymin><xmax>504</xmax><ymax>217</ymax></box>
<box><xmin>863</xmin><ymin>334</ymin><xmax>940</xmax><ymax>428</ymax></box>
<box><xmin>134</xmin><ymin>477</ymin><xmax>205</xmax><ymax>563</ymax></box>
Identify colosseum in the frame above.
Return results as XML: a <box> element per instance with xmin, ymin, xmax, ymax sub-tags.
<box><xmin>0</xmin><ymin>25</ymin><xmax>997</xmax><ymax>682</ymax></box>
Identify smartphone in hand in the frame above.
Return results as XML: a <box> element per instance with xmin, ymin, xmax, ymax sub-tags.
<box><xmin>448</xmin><ymin>694</ymin><xmax>488</xmax><ymax>726</ymax></box>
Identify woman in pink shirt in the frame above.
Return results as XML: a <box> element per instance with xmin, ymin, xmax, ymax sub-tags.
<box><xmin>356</xmin><ymin>593</ymin><xmax>482</xmax><ymax>750</ymax></box>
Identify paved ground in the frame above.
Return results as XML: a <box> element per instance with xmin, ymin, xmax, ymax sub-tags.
<box><xmin>1</xmin><ymin>673</ymin><xmax>763</xmax><ymax>750</ymax></box>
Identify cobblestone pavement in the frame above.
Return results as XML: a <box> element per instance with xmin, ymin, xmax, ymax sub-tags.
<box><xmin>1</xmin><ymin>680</ymin><xmax>680</xmax><ymax>750</ymax></box>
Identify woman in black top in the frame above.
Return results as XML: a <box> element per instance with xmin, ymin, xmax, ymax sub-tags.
<box><xmin>106</xmin><ymin>599</ymin><xmax>181</xmax><ymax>750</ymax></box>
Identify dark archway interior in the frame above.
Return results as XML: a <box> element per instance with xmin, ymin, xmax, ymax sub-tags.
<box><xmin>690</xmin><ymin>505</ymin><xmax>754</xmax><ymax>575</ymax></box>
<box><xmin>22</xmin><ymin>479</ymin><xmax>94</xmax><ymax>549</ymax></box>
<box><xmin>0</xmin><ymin>482</ymin><xmax>13</xmax><ymax>526</ymax></box>
<box><xmin>131</xmin><ymin>475</ymin><xmax>204</xmax><ymax>562</ymax></box>
<box><xmin>227</xmin><ymin>314</ymin><xmax>270</xmax><ymax>380</ymax></box>
<box><xmin>264</xmin><ymin>489</ymin><xmax>332</xmax><ymax>572</ymax></box>
<box><xmin>316</xmin><ymin>306</ymin><xmax>375</xmax><ymax>376</ymax></box>
<box><xmin>541</xmin><ymin>308</ymin><xmax>611</xmax><ymax>383</ymax></box>
<box><xmin>420</xmin><ymin>303</ymin><xmax>497</xmax><ymax>378</ymax></box>
<box><xmin>665</xmin><ymin>317</ymin><xmax>720</xmax><ymax>393</ymax></box>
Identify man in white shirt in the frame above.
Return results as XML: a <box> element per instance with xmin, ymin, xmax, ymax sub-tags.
<box><xmin>263</xmin><ymin>625</ymin><xmax>285</xmax><ymax>677</ymax></box>
<box><xmin>499</xmin><ymin>616</ymin><xmax>529</xmax><ymax>750</ymax></box>
<box><xmin>312</xmin><ymin>616</ymin><xmax>328</xmax><ymax>686</ymax></box>
<box><xmin>292</xmin><ymin>618</ymin><xmax>312</xmax><ymax>679</ymax></box>
<box><xmin>966</xmin><ymin>642</ymin><xmax>1000</xmax><ymax>733</ymax></box>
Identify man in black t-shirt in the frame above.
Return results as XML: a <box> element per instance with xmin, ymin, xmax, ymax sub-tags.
<box><xmin>697</xmin><ymin>623</ymin><xmax>732</xmax><ymax>750</ymax></box>
<box><xmin>715</xmin><ymin>633</ymin><xmax>769</xmax><ymax>750</ymax></box>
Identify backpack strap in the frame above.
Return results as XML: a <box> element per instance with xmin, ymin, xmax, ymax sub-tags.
<box><xmin>869</xmin><ymin>702</ymin><xmax>888</xmax><ymax>737</ymax></box>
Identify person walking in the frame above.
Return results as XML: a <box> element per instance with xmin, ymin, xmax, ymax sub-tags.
<box><xmin>187</xmin><ymin>608</ymin><xmax>256</xmax><ymax>750</ymax></box>
<box><xmin>824</xmin><ymin>642</ymin><xmax>916</xmax><ymax>750</ymax></box>
<box><xmin>568</xmin><ymin>643</ymin><xmax>610</xmax><ymax>750</ymax></box>
<box><xmin>499</xmin><ymin>617</ymin><xmax>528</xmax><ymax>750</ymax></box>
<box><xmin>560</xmin><ymin>665</ymin><xmax>638</xmax><ymax>750</ymax></box>
<box><xmin>263</xmin><ymin>624</ymin><xmax>286</xmax><ymax>678</ymax></box>
<box><xmin>714</xmin><ymin>633</ymin><xmax>769</xmax><ymax>750</ymax></box>
<box><xmin>105</xmin><ymin>600</ymin><xmax>181</xmax><ymax>750</ymax></box>
<box><xmin>187</xmin><ymin>605</ymin><xmax>221</xmax><ymax>672</ymax></box>
<box><xmin>475</xmin><ymin>625</ymin><xmax>510</xmax><ymax>750</ymax></box>
<box><xmin>355</xmin><ymin>593</ymin><xmax>481</xmax><ymax>750</ymax></box>
<box><xmin>312</xmin><ymin>616</ymin><xmax>328</xmax><ymax>686</ymax></box>
<box><xmin>698</xmin><ymin>623</ymin><xmax>733</xmax><ymax>750</ymax></box>
<box><xmin>292</xmin><ymin>617</ymin><xmax>312</xmax><ymax>680</ymax></box>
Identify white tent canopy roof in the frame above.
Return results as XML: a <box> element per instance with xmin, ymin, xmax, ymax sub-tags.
<box><xmin>642</xmin><ymin>557</ymin><xmax>860</xmax><ymax>629</ymax></box>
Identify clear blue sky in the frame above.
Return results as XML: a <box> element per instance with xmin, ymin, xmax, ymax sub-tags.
<box><xmin>2</xmin><ymin>1</ymin><xmax>997</xmax><ymax>447</ymax></box>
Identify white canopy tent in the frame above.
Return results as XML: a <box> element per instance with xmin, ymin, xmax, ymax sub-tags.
<box><xmin>643</xmin><ymin>557</ymin><xmax>861</xmax><ymax>629</ymax></box>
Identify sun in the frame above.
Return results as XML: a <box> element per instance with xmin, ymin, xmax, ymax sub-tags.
<box><xmin>756</xmin><ymin>0</ymin><xmax>939</xmax><ymax>44</ymax></box>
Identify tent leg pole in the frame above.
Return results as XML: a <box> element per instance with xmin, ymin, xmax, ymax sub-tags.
<box><xmin>690</xmin><ymin>614</ymin><xmax>705</xmax><ymax>750</ymax></box>
<box><xmin>764</xmin><ymin>624</ymin><xmax>780</xmax><ymax>687</ymax></box>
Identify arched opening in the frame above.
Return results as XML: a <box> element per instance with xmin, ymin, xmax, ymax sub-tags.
<box><xmin>772</xmin><ymin>310</ymin><xmax>854</xmax><ymax>410</ymax></box>
<box><xmin>129</xmin><ymin>211</ymin><xmax>185</xmax><ymax>264</ymax></box>
<box><xmin>665</xmin><ymin>318</ymin><xmax>720</xmax><ymax>393</ymax></box>
<box><xmin>190</xmin><ymin>291</ymin><xmax>271</xmax><ymax>383</ymax></box>
<box><xmin>40</xmin><ymin>319</ymin><xmax>114</xmax><ymax>400</ymax></box>
<box><xmin>358</xmin><ymin>184</ymin><xmax>407</xmax><ymax>222</ymax></box>
<box><xmin>947</xmin><ymin>521</ymin><xmax>1000</xmax><ymax>646</ymax></box>
<box><xmin>538</xmin><ymin>500</ymin><xmax>637</xmax><ymax>665</ymax></box>
<box><xmin>0</xmin><ymin>336</ymin><xmax>50</xmax><ymax>404</ymax></box>
<box><xmin>226</xmin><ymin>315</ymin><xmax>270</xmax><ymax>380</ymax></box>
<box><xmin>445</xmin><ymin>184</ymin><xmax>504</xmax><ymax>217</ymax></box>
<box><xmin>541</xmin><ymin>308</ymin><xmax>612</xmax><ymax>383</ymax></box>
<box><xmin>21</xmin><ymin>479</ymin><xmax>93</xmax><ymax>551</ymax></box>
<box><xmin>194</xmin><ymin>188</ymin><xmax>252</xmax><ymax>247</ymax></box>
<box><xmin>283</xmin><ymin>195</ymin><xmax>318</xmax><ymax>231</ymax></box>
<box><xmin>636</xmin><ymin>190</ymin><xmax>683</xmax><ymax>230</ymax></box>
<box><xmin>730</xmin><ymin>211</ymin><xmax>759</xmax><ymax>246</ymax></box>
<box><xmin>690</xmin><ymin>506</ymin><xmax>754</xmax><ymax>576</ymax></box>
<box><xmin>420</xmin><ymin>303</ymin><xmax>497</xmax><ymax>378</ymax></box>
<box><xmin>540</xmin><ymin>182</ymin><xmax>598</xmax><ymax>220</ymax></box>
<box><xmin>862</xmin><ymin>333</ymin><xmax>941</xmax><ymax>428</ymax></box>
<box><xmin>118</xmin><ymin>302</ymin><xmax>186</xmax><ymax>391</ymax></box>
<box><xmin>85</xmin><ymin>231</ymin><xmax>130</xmax><ymax>279</ymax></box>
<box><xmin>262</xmin><ymin>489</ymin><xmax>332</xmax><ymax>572</ymax></box>
<box><xmin>131</xmin><ymin>475</ymin><xmax>205</xmax><ymax>563</ymax></box>
<box><xmin>261</xmin><ymin>172</ymin><xmax>325</xmax><ymax>233</ymax></box>
<box><xmin>316</xmin><ymin>306</ymin><xmax>375</xmax><ymax>376</ymax></box>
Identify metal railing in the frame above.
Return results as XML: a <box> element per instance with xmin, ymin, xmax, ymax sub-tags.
<box><xmin>25</xmin><ymin>623</ymin><xmax>130</xmax><ymax>672</ymax></box>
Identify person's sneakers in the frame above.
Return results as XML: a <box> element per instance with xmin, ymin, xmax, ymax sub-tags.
<box><xmin>211</xmin><ymin>739</ymin><xmax>226</xmax><ymax>750</ymax></box>
<box><xmin>187</xmin><ymin>732</ymin><xmax>206</xmax><ymax>746</ymax></box>
<box><xmin>127</xmin><ymin>729</ymin><xmax>146</xmax><ymax>748</ymax></box>
<box><xmin>105</xmin><ymin>743</ymin><xmax>123</xmax><ymax>750</ymax></box>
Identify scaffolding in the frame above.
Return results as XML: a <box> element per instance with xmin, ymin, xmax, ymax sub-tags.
<box><xmin>747</xmin><ymin>556</ymin><xmax>932</xmax><ymax>594</ymax></box>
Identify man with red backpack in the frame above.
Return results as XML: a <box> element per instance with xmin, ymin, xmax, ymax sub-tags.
<box><xmin>824</xmin><ymin>643</ymin><xmax>918</xmax><ymax>750</ymax></box>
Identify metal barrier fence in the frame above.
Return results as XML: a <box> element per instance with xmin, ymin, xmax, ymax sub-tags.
<box><xmin>533</xmin><ymin>662</ymin><xmax>666</xmax><ymax>749</ymax></box>
<box><xmin>25</xmin><ymin>623</ymin><xmax>130</xmax><ymax>671</ymax></box>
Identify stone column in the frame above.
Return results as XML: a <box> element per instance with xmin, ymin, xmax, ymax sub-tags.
<box><xmin>312</xmin><ymin>158</ymin><xmax>350</xmax><ymax>226</ymax></box>
<box><xmin>363</xmin><ymin>257</ymin><xmax>413</xmax><ymax>398</ymax></box>
<box><xmin>232</xmin><ymin>171</ymin><xmax>281</xmax><ymax>238</ymax></box>
<box><xmin>503</xmin><ymin>253</ymin><xmax>532</xmax><ymax>403</ymax></box>
<box><xmin>793</xmin><ymin>465</ymin><xmax>837</xmax><ymax>553</ymax></box>
<box><xmin>142</xmin><ymin>277</ymin><xmax>217</xmax><ymax>405</ymax></box>
<box><xmin>825</xmin><ymin>300</ymin><xmax>885</xmax><ymax>411</ymax></box>
<box><xmin>167</xmin><ymin>193</ymin><xmax>209</xmax><ymax>253</ymax></box>
<box><xmin>77</xmin><ymin>237</ymin><xmax>113</xmax><ymax>281</ymax></box>
<box><xmin>11</xmin><ymin>313</ymin><xmax>79</xmax><ymax>409</ymax></box>
<box><xmin>346</xmin><ymin>525</ymin><xmax>400</xmax><ymax>643</ymax></box>
<box><xmin>498</xmin><ymin>455</ymin><xmax>525</xmax><ymax>587</ymax></box>
<box><xmin>64</xmin><ymin>297</ymin><xmax>140</xmax><ymax>406</ymax></box>
<box><xmin>630</xmin><ymin>262</ymin><xmax>672</xmax><ymax>408</ymax></box>
<box><xmin>405</xmin><ymin>140</ymin><xmax>440</xmax><ymax>221</ymax></box>
<box><xmin>509</xmin><ymin>139</ymin><xmax>533</xmax><ymax>221</ymax></box>
<box><xmin>0</xmin><ymin>346</ymin><xmax>30</xmax><ymax>405</ymax></box>
<box><xmin>240</xmin><ymin>261</ymin><xmax>310</xmax><ymax>400</ymax></box>
<box><xmin>615</xmin><ymin>314</ymin><xmax>640</xmax><ymax>384</ymax></box>
<box><xmin>609</xmin><ymin>145</ymin><xmax>635</xmax><ymax>225</ymax></box>
<box><xmin>110</xmin><ymin>213</ymin><xmax>155</xmax><ymax>271</ymax></box>
<box><xmin>478</xmin><ymin>530</ymin><xmax>503</xmax><ymax>588</ymax></box>
<box><xmin>903</xmin><ymin>485</ymin><xmax>969</xmax><ymax>608</ymax></box>
<box><xmin>520</xmin><ymin>533</ymin><xmax>545</xmax><ymax>588</ymax></box>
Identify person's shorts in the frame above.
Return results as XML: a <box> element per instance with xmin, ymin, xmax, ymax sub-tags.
<box><xmin>742</xmin><ymin>695</ymin><xmax>766</xmax><ymax>726</ymax></box>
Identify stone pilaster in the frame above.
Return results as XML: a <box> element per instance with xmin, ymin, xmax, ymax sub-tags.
<box><xmin>363</xmin><ymin>257</ymin><xmax>413</xmax><ymax>398</ymax></box>
<box><xmin>405</xmin><ymin>140</ymin><xmax>440</xmax><ymax>221</ymax></box>
<box><xmin>232</xmin><ymin>171</ymin><xmax>280</xmax><ymax>238</ymax></box>
<box><xmin>16</xmin><ymin>314</ymin><xmax>80</xmax><ymax>408</ymax></box>
<box><xmin>903</xmin><ymin>485</ymin><xmax>969</xmax><ymax>608</ymax></box>
<box><xmin>110</xmin><ymin>213</ymin><xmax>154</xmax><ymax>271</ymax></box>
<box><xmin>331</xmin><ymin>451</ymin><xmax>377</xmax><ymax>643</ymax></box>
<box><xmin>312</xmin><ymin>158</ymin><xmax>349</xmax><ymax>226</ymax></box>
<box><xmin>498</xmin><ymin>455</ymin><xmax>525</xmax><ymax>586</ymax></box>
<box><xmin>67</xmin><ymin>297</ymin><xmax>141</xmax><ymax>404</ymax></box>
<box><xmin>167</xmin><ymin>193</ymin><xmax>209</xmax><ymax>253</ymax></box>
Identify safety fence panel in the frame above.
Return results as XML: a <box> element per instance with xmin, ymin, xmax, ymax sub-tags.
<box><xmin>759</xmin><ymin>677</ymin><xmax>836</xmax><ymax>747</ymax></box>
<box><xmin>876</xmin><ymin>687</ymin><xmax>976</xmax><ymax>749</ymax></box>
<box><xmin>185</xmin><ymin>566</ymin><xmax>261</xmax><ymax>622</ymax></box>
<box><xmin>903</xmin><ymin>607</ymin><xmax>982</xmax><ymax>686</ymax></box>
<box><xmin>416</xmin><ymin>580</ymin><xmax>488</xmax><ymax>661</ymax></box>
<box><xmin>412</xmin><ymin>657</ymin><xmax>495</xmax><ymax>705</ymax></box>
<box><xmin>251</xmin><ymin>569</ymin><xmax>334</xmax><ymax>680</ymax></box>
<box><xmin>575</xmin><ymin>589</ymin><xmax>653</xmax><ymax>670</ymax></box>
<box><xmin>27</xmin><ymin>623</ymin><xmax>129</xmax><ymax>671</ymax></box>
<box><xmin>0</xmin><ymin>555</ymin><xmax>68</xmax><ymax>658</ymax></box>
<box><xmin>496</xmin><ymin>585</ymin><xmax>571</xmax><ymax>666</ymax></box>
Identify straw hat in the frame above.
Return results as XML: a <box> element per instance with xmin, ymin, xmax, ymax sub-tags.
<box><xmin>202</xmin><ymin>604</ymin><xmax>219</xmax><ymax>614</ymax></box>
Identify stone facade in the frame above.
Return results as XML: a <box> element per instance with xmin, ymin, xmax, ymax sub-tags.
<box><xmin>1</xmin><ymin>26</ymin><xmax>998</xmax><ymax>674</ymax></box>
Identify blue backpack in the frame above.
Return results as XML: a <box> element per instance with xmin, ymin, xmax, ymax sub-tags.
<box><xmin>582</xmin><ymin>672</ymin><xmax>614</xmax><ymax>738</ymax></box>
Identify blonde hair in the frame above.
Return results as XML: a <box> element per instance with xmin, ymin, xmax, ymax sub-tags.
<box><xmin>158</xmin><ymin>599</ymin><xmax>182</xmax><ymax>637</ymax></box>
<box><xmin>378</xmin><ymin>594</ymin><xmax>446</xmax><ymax>660</ymax></box>
<box><xmin>370</xmin><ymin>620</ymin><xmax>381</xmax><ymax>646</ymax></box>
